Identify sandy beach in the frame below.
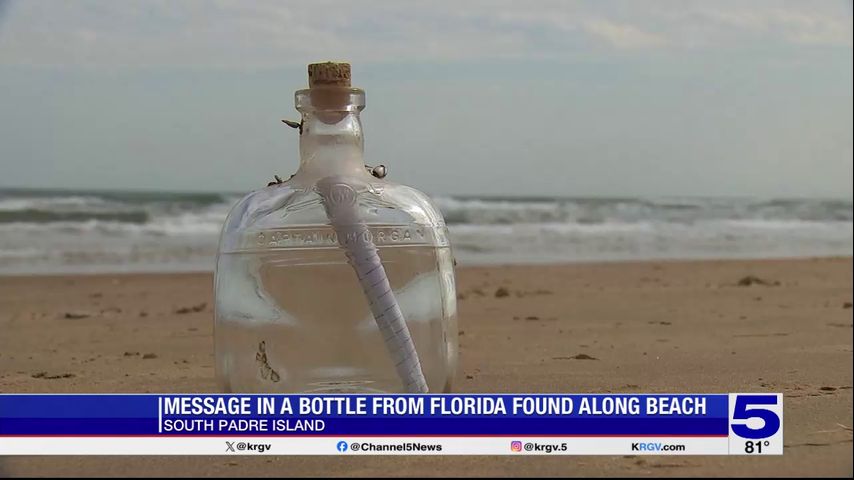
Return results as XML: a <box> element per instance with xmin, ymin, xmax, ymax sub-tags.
<box><xmin>1</xmin><ymin>257</ymin><xmax>851</xmax><ymax>477</ymax></box>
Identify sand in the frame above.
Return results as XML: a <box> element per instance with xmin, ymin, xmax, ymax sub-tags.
<box><xmin>1</xmin><ymin>257</ymin><xmax>851</xmax><ymax>477</ymax></box>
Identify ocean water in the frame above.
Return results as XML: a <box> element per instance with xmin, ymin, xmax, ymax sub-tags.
<box><xmin>0</xmin><ymin>188</ymin><xmax>851</xmax><ymax>274</ymax></box>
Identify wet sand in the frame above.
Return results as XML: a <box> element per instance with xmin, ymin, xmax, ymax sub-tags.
<box><xmin>1</xmin><ymin>257</ymin><xmax>852</xmax><ymax>476</ymax></box>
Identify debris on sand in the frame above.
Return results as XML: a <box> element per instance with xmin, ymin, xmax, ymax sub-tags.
<box><xmin>736</xmin><ymin>275</ymin><xmax>780</xmax><ymax>287</ymax></box>
<box><xmin>844</xmin><ymin>302</ymin><xmax>852</xmax><ymax>309</ymax></box>
<box><xmin>142</xmin><ymin>353</ymin><xmax>158</xmax><ymax>359</ymax></box>
<box><xmin>553</xmin><ymin>354</ymin><xmax>598</xmax><ymax>361</ymax></box>
<box><xmin>514</xmin><ymin>289</ymin><xmax>554</xmax><ymax>298</ymax></box>
<box><xmin>494</xmin><ymin>287</ymin><xmax>510</xmax><ymax>298</ymax></box>
<box><xmin>32</xmin><ymin>372</ymin><xmax>75</xmax><ymax>379</ymax></box>
<box><xmin>175</xmin><ymin>303</ymin><xmax>207</xmax><ymax>314</ymax></box>
<box><xmin>63</xmin><ymin>311</ymin><xmax>91</xmax><ymax>319</ymax></box>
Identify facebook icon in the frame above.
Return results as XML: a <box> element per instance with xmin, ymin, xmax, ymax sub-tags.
<box><xmin>336</xmin><ymin>441</ymin><xmax>349</xmax><ymax>452</ymax></box>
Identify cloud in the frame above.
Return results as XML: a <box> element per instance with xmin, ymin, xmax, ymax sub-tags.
<box><xmin>583</xmin><ymin>18</ymin><xmax>667</xmax><ymax>49</ymax></box>
<box><xmin>0</xmin><ymin>0</ymin><xmax>849</xmax><ymax>68</ymax></box>
<box><xmin>695</xmin><ymin>3</ymin><xmax>853</xmax><ymax>47</ymax></box>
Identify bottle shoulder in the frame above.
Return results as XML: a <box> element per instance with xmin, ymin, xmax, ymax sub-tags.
<box><xmin>376</xmin><ymin>181</ymin><xmax>446</xmax><ymax>227</ymax></box>
<box><xmin>220</xmin><ymin>180</ymin><xmax>446</xmax><ymax>236</ymax></box>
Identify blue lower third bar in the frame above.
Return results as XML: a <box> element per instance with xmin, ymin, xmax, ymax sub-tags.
<box><xmin>0</xmin><ymin>394</ymin><xmax>729</xmax><ymax>436</ymax></box>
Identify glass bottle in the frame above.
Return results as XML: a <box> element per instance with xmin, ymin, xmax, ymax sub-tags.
<box><xmin>214</xmin><ymin>62</ymin><xmax>458</xmax><ymax>394</ymax></box>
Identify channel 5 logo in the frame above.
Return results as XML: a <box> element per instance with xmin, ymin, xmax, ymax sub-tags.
<box><xmin>730</xmin><ymin>394</ymin><xmax>782</xmax><ymax>439</ymax></box>
<box><xmin>510</xmin><ymin>441</ymin><xmax>523</xmax><ymax>452</ymax></box>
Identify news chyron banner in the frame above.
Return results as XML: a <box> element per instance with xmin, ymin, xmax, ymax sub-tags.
<box><xmin>0</xmin><ymin>394</ymin><xmax>782</xmax><ymax>455</ymax></box>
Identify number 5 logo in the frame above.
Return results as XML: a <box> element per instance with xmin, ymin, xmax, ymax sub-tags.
<box><xmin>731</xmin><ymin>394</ymin><xmax>781</xmax><ymax>439</ymax></box>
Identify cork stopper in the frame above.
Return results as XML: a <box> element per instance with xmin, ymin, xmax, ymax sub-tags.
<box><xmin>308</xmin><ymin>62</ymin><xmax>351</xmax><ymax>88</ymax></box>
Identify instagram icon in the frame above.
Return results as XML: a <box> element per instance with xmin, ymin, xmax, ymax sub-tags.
<box><xmin>510</xmin><ymin>441</ymin><xmax>523</xmax><ymax>452</ymax></box>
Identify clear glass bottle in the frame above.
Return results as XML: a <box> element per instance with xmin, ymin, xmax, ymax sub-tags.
<box><xmin>214</xmin><ymin>62</ymin><xmax>458</xmax><ymax>394</ymax></box>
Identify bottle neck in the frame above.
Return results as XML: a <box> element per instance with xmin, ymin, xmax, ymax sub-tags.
<box><xmin>293</xmin><ymin>88</ymin><xmax>371</xmax><ymax>182</ymax></box>
<box><xmin>298</xmin><ymin>111</ymin><xmax>366</xmax><ymax>177</ymax></box>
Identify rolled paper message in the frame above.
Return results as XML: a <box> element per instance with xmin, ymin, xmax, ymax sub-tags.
<box><xmin>316</xmin><ymin>176</ymin><xmax>429</xmax><ymax>393</ymax></box>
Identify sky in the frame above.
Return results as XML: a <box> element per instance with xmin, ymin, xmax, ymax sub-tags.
<box><xmin>0</xmin><ymin>0</ymin><xmax>851</xmax><ymax>199</ymax></box>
